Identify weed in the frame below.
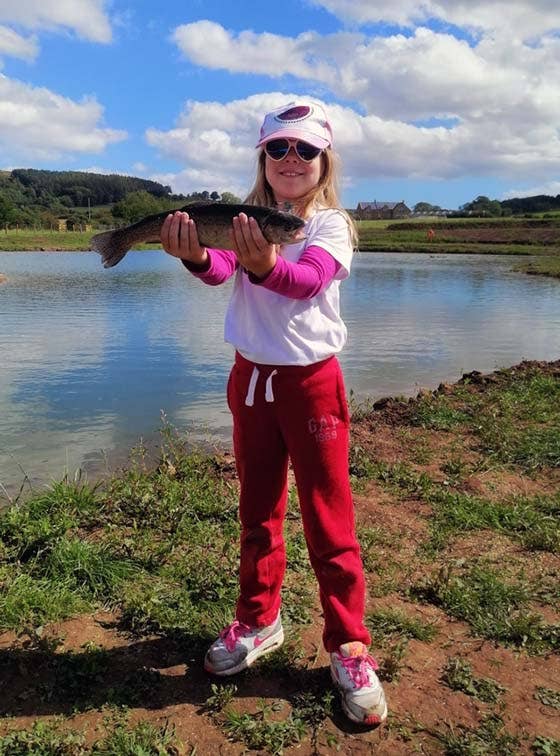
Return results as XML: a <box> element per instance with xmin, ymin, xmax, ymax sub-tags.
<box><xmin>411</xmin><ymin>563</ymin><xmax>558</xmax><ymax>653</ymax></box>
<box><xmin>427</xmin><ymin>490</ymin><xmax>560</xmax><ymax>554</ymax></box>
<box><xmin>224</xmin><ymin>699</ymin><xmax>306</xmax><ymax>755</ymax></box>
<box><xmin>203</xmin><ymin>682</ymin><xmax>238</xmax><ymax>714</ymax></box>
<box><xmin>532</xmin><ymin>735</ymin><xmax>560</xmax><ymax>756</ymax></box>
<box><xmin>93</xmin><ymin>718</ymin><xmax>179</xmax><ymax>755</ymax></box>
<box><xmin>534</xmin><ymin>686</ymin><xmax>560</xmax><ymax>709</ymax></box>
<box><xmin>0</xmin><ymin>572</ymin><xmax>89</xmax><ymax>631</ymax></box>
<box><xmin>412</xmin><ymin>396</ymin><xmax>471</xmax><ymax>431</ymax></box>
<box><xmin>367</xmin><ymin>607</ymin><xmax>438</xmax><ymax>643</ymax></box>
<box><xmin>378</xmin><ymin>638</ymin><xmax>409</xmax><ymax>682</ymax></box>
<box><xmin>433</xmin><ymin>712</ymin><xmax>520</xmax><ymax>755</ymax></box>
<box><xmin>442</xmin><ymin>657</ymin><xmax>505</xmax><ymax>703</ymax></box>
<box><xmin>0</xmin><ymin>718</ymin><xmax>86</xmax><ymax>755</ymax></box>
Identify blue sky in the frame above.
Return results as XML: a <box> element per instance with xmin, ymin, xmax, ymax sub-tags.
<box><xmin>0</xmin><ymin>0</ymin><xmax>559</xmax><ymax>210</ymax></box>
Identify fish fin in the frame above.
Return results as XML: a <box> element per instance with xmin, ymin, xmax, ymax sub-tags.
<box><xmin>90</xmin><ymin>230</ymin><xmax>129</xmax><ymax>268</ymax></box>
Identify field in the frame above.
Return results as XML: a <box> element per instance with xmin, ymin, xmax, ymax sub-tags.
<box><xmin>356</xmin><ymin>218</ymin><xmax>560</xmax><ymax>277</ymax></box>
<box><xmin>0</xmin><ymin>359</ymin><xmax>558</xmax><ymax>754</ymax></box>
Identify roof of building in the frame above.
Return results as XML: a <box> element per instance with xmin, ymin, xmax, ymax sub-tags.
<box><xmin>357</xmin><ymin>201</ymin><xmax>408</xmax><ymax>210</ymax></box>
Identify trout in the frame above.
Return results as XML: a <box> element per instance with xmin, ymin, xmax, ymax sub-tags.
<box><xmin>90</xmin><ymin>202</ymin><xmax>306</xmax><ymax>268</ymax></box>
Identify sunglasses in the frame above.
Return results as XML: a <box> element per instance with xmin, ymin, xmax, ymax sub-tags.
<box><xmin>264</xmin><ymin>138</ymin><xmax>323</xmax><ymax>163</ymax></box>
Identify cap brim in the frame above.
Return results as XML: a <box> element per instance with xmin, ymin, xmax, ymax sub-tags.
<box><xmin>256</xmin><ymin>128</ymin><xmax>330</xmax><ymax>150</ymax></box>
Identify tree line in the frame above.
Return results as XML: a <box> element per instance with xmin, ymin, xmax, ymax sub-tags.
<box><xmin>414</xmin><ymin>194</ymin><xmax>560</xmax><ymax>217</ymax></box>
<box><xmin>0</xmin><ymin>169</ymin><xmax>241</xmax><ymax>228</ymax></box>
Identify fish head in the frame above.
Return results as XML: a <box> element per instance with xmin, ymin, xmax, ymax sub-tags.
<box><xmin>262</xmin><ymin>209</ymin><xmax>306</xmax><ymax>245</ymax></box>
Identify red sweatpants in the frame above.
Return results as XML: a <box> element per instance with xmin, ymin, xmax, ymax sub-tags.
<box><xmin>227</xmin><ymin>351</ymin><xmax>371</xmax><ymax>652</ymax></box>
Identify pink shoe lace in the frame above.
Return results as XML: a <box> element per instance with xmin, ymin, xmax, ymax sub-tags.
<box><xmin>220</xmin><ymin>620</ymin><xmax>251</xmax><ymax>652</ymax></box>
<box><xmin>338</xmin><ymin>651</ymin><xmax>379</xmax><ymax>688</ymax></box>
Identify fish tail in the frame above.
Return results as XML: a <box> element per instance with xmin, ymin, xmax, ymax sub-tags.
<box><xmin>90</xmin><ymin>229</ymin><xmax>130</xmax><ymax>268</ymax></box>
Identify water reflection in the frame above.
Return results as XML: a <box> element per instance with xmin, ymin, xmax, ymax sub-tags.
<box><xmin>1</xmin><ymin>250</ymin><xmax>559</xmax><ymax>496</ymax></box>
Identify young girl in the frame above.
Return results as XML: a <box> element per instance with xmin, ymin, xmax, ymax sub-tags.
<box><xmin>160</xmin><ymin>101</ymin><xmax>387</xmax><ymax>727</ymax></box>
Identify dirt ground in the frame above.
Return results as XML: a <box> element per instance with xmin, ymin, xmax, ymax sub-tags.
<box><xmin>0</xmin><ymin>361</ymin><xmax>558</xmax><ymax>754</ymax></box>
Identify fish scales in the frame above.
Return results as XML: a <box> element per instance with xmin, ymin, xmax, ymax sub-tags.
<box><xmin>90</xmin><ymin>202</ymin><xmax>305</xmax><ymax>268</ymax></box>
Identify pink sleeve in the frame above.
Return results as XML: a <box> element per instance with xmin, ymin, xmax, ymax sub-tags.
<box><xmin>181</xmin><ymin>248</ymin><xmax>238</xmax><ymax>285</ymax></box>
<box><xmin>250</xmin><ymin>245</ymin><xmax>341</xmax><ymax>299</ymax></box>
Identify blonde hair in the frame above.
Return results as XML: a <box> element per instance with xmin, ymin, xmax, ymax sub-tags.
<box><xmin>245</xmin><ymin>147</ymin><xmax>358</xmax><ymax>248</ymax></box>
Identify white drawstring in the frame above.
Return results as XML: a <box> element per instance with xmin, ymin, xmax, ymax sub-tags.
<box><xmin>265</xmin><ymin>370</ymin><xmax>278</xmax><ymax>403</ymax></box>
<box><xmin>245</xmin><ymin>366</ymin><xmax>259</xmax><ymax>406</ymax></box>
<box><xmin>244</xmin><ymin>366</ymin><xmax>278</xmax><ymax>405</ymax></box>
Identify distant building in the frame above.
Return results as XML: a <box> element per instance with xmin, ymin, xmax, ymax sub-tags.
<box><xmin>355</xmin><ymin>201</ymin><xmax>411</xmax><ymax>220</ymax></box>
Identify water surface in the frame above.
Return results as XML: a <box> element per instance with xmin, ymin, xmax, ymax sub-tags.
<box><xmin>1</xmin><ymin>250</ymin><xmax>559</xmax><ymax>495</ymax></box>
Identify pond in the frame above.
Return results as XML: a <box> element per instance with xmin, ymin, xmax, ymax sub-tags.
<box><xmin>1</xmin><ymin>250</ymin><xmax>559</xmax><ymax>496</ymax></box>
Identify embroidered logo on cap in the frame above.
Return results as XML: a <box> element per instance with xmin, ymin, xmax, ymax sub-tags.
<box><xmin>275</xmin><ymin>105</ymin><xmax>312</xmax><ymax>123</ymax></box>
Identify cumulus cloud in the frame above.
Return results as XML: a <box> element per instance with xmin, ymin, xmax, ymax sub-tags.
<box><xmin>146</xmin><ymin>93</ymin><xmax>286</xmax><ymax>196</ymax></box>
<box><xmin>310</xmin><ymin>0</ymin><xmax>560</xmax><ymax>39</ymax></box>
<box><xmin>0</xmin><ymin>75</ymin><xmax>126</xmax><ymax>162</ymax></box>
<box><xmin>502</xmin><ymin>181</ymin><xmax>560</xmax><ymax>199</ymax></box>
<box><xmin>0</xmin><ymin>25</ymin><xmax>38</xmax><ymax>61</ymax></box>
<box><xmin>167</xmin><ymin>20</ymin><xmax>560</xmax><ymax>186</ymax></box>
<box><xmin>0</xmin><ymin>0</ymin><xmax>112</xmax><ymax>43</ymax></box>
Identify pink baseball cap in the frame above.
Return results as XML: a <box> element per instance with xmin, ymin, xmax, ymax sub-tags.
<box><xmin>256</xmin><ymin>101</ymin><xmax>333</xmax><ymax>149</ymax></box>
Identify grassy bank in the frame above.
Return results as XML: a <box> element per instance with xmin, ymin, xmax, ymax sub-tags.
<box><xmin>356</xmin><ymin>217</ymin><xmax>560</xmax><ymax>278</ymax></box>
<box><xmin>1</xmin><ymin>217</ymin><xmax>559</xmax><ymax>278</ymax></box>
<box><xmin>0</xmin><ymin>360</ymin><xmax>558</xmax><ymax>754</ymax></box>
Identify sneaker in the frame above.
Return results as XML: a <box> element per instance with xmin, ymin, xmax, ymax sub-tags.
<box><xmin>330</xmin><ymin>642</ymin><xmax>388</xmax><ymax>726</ymax></box>
<box><xmin>204</xmin><ymin>614</ymin><xmax>284</xmax><ymax>676</ymax></box>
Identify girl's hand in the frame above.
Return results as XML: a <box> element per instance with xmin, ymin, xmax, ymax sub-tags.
<box><xmin>160</xmin><ymin>211</ymin><xmax>208</xmax><ymax>265</ymax></box>
<box><xmin>232</xmin><ymin>213</ymin><xmax>278</xmax><ymax>278</ymax></box>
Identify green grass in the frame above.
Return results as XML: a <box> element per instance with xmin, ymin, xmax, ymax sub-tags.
<box><xmin>442</xmin><ymin>657</ymin><xmax>505</xmax><ymax>703</ymax></box>
<box><xmin>412</xmin><ymin>563</ymin><xmax>559</xmax><ymax>653</ymax></box>
<box><xmin>356</xmin><ymin>217</ymin><xmax>560</xmax><ymax>264</ymax></box>
<box><xmin>0</xmin><ymin>715</ymin><xmax>179</xmax><ymax>755</ymax></box>
<box><xmin>432</xmin><ymin>713</ymin><xmax>520</xmax><ymax>755</ymax></box>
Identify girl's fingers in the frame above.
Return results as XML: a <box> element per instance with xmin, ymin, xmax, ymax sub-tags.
<box><xmin>160</xmin><ymin>213</ymin><xmax>173</xmax><ymax>247</ymax></box>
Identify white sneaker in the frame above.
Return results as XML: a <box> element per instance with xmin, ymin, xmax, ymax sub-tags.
<box><xmin>204</xmin><ymin>614</ymin><xmax>284</xmax><ymax>676</ymax></box>
<box><xmin>330</xmin><ymin>642</ymin><xmax>388</xmax><ymax>726</ymax></box>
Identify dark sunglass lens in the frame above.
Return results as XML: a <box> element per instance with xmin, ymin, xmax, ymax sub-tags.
<box><xmin>296</xmin><ymin>142</ymin><xmax>322</xmax><ymax>161</ymax></box>
<box><xmin>265</xmin><ymin>139</ymin><xmax>290</xmax><ymax>160</ymax></box>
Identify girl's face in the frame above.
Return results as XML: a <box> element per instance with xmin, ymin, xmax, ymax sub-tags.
<box><xmin>264</xmin><ymin>140</ymin><xmax>323</xmax><ymax>207</ymax></box>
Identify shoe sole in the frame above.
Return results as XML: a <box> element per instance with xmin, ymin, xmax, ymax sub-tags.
<box><xmin>204</xmin><ymin>626</ymin><xmax>284</xmax><ymax>676</ymax></box>
<box><xmin>330</xmin><ymin>668</ymin><xmax>388</xmax><ymax>727</ymax></box>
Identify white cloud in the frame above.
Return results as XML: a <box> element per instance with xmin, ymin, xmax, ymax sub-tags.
<box><xmin>310</xmin><ymin>0</ymin><xmax>560</xmax><ymax>39</ymax></box>
<box><xmin>167</xmin><ymin>21</ymin><xmax>560</xmax><ymax>185</ymax></box>
<box><xmin>502</xmin><ymin>181</ymin><xmax>560</xmax><ymax>199</ymax></box>
<box><xmin>0</xmin><ymin>0</ymin><xmax>112</xmax><ymax>43</ymax></box>
<box><xmin>173</xmin><ymin>21</ymin><xmax>334</xmax><ymax>79</ymax></box>
<box><xmin>0</xmin><ymin>24</ymin><xmax>38</xmax><ymax>60</ymax></box>
<box><xmin>0</xmin><ymin>75</ymin><xmax>126</xmax><ymax>161</ymax></box>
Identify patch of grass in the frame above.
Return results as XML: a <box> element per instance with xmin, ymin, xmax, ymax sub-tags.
<box><xmin>35</xmin><ymin>642</ymin><xmax>162</xmax><ymax>711</ymax></box>
<box><xmin>442</xmin><ymin>657</ymin><xmax>506</xmax><ymax>703</ymax></box>
<box><xmin>0</xmin><ymin>715</ymin><xmax>180</xmax><ymax>755</ymax></box>
<box><xmin>412</xmin><ymin>563</ymin><xmax>559</xmax><ymax>654</ymax></box>
<box><xmin>533</xmin><ymin>736</ymin><xmax>560</xmax><ymax>755</ymax></box>
<box><xmin>93</xmin><ymin>719</ymin><xmax>179</xmax><ymax>755</ymax></box>
<box><xmin>377</xmin><ymin>638</ymin><xmax>409</xmax><ymax>682</ymax></box>
<box><xmin>0</xmin><ymin>480</ymin><xmax>101</xmax><ymax>563</ymax></box>
<box><xmin>412</xmin><ymin>396</ymin><xmax>471</xmax><ymax>431</ymax></box>
<box><xmin>471</xmin><ymin>373</ymin><xmax>560</xmax><ymax>470</ymax></box>
<box><xmin>534</xmin><ymin>686</ymin><xmax>560</xmax><ymax>709</ymax></box>
<box><xmin>0</xmin><ymin>718</ymin><xmax>86</xmax><ymax>755</ymax></box>
<box><xmin>367</xmin><ymin>607</ymin><xmax>438</xmax><ymax>643</ymax></box>
<box><xmin>427</xmin><ymin>490</ymin><xmax>560</xmax><ymax>553</ymax></box>
<box><xmin>37</xmin><ymin>537</ymin><xmax>138</xmax><ymax>601</ymax></box>
<box><xmin>0</xmin><ymin>572</ymin><xmax>90</xmax><ymax>631</ymax></box>
<box><xmin>203</xmin><ymin>682</ymin><xmax>238</xmax><ymax>714</ymax></box>
<box><xmin>223</xmin><ymin>700</ymin><xmax>307</xmax><ymax>755</ymax></box>
<box><xmin>433</xmin><ymin>713</ymin><xmax>520</xmax><ymax>755</ymax></box>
